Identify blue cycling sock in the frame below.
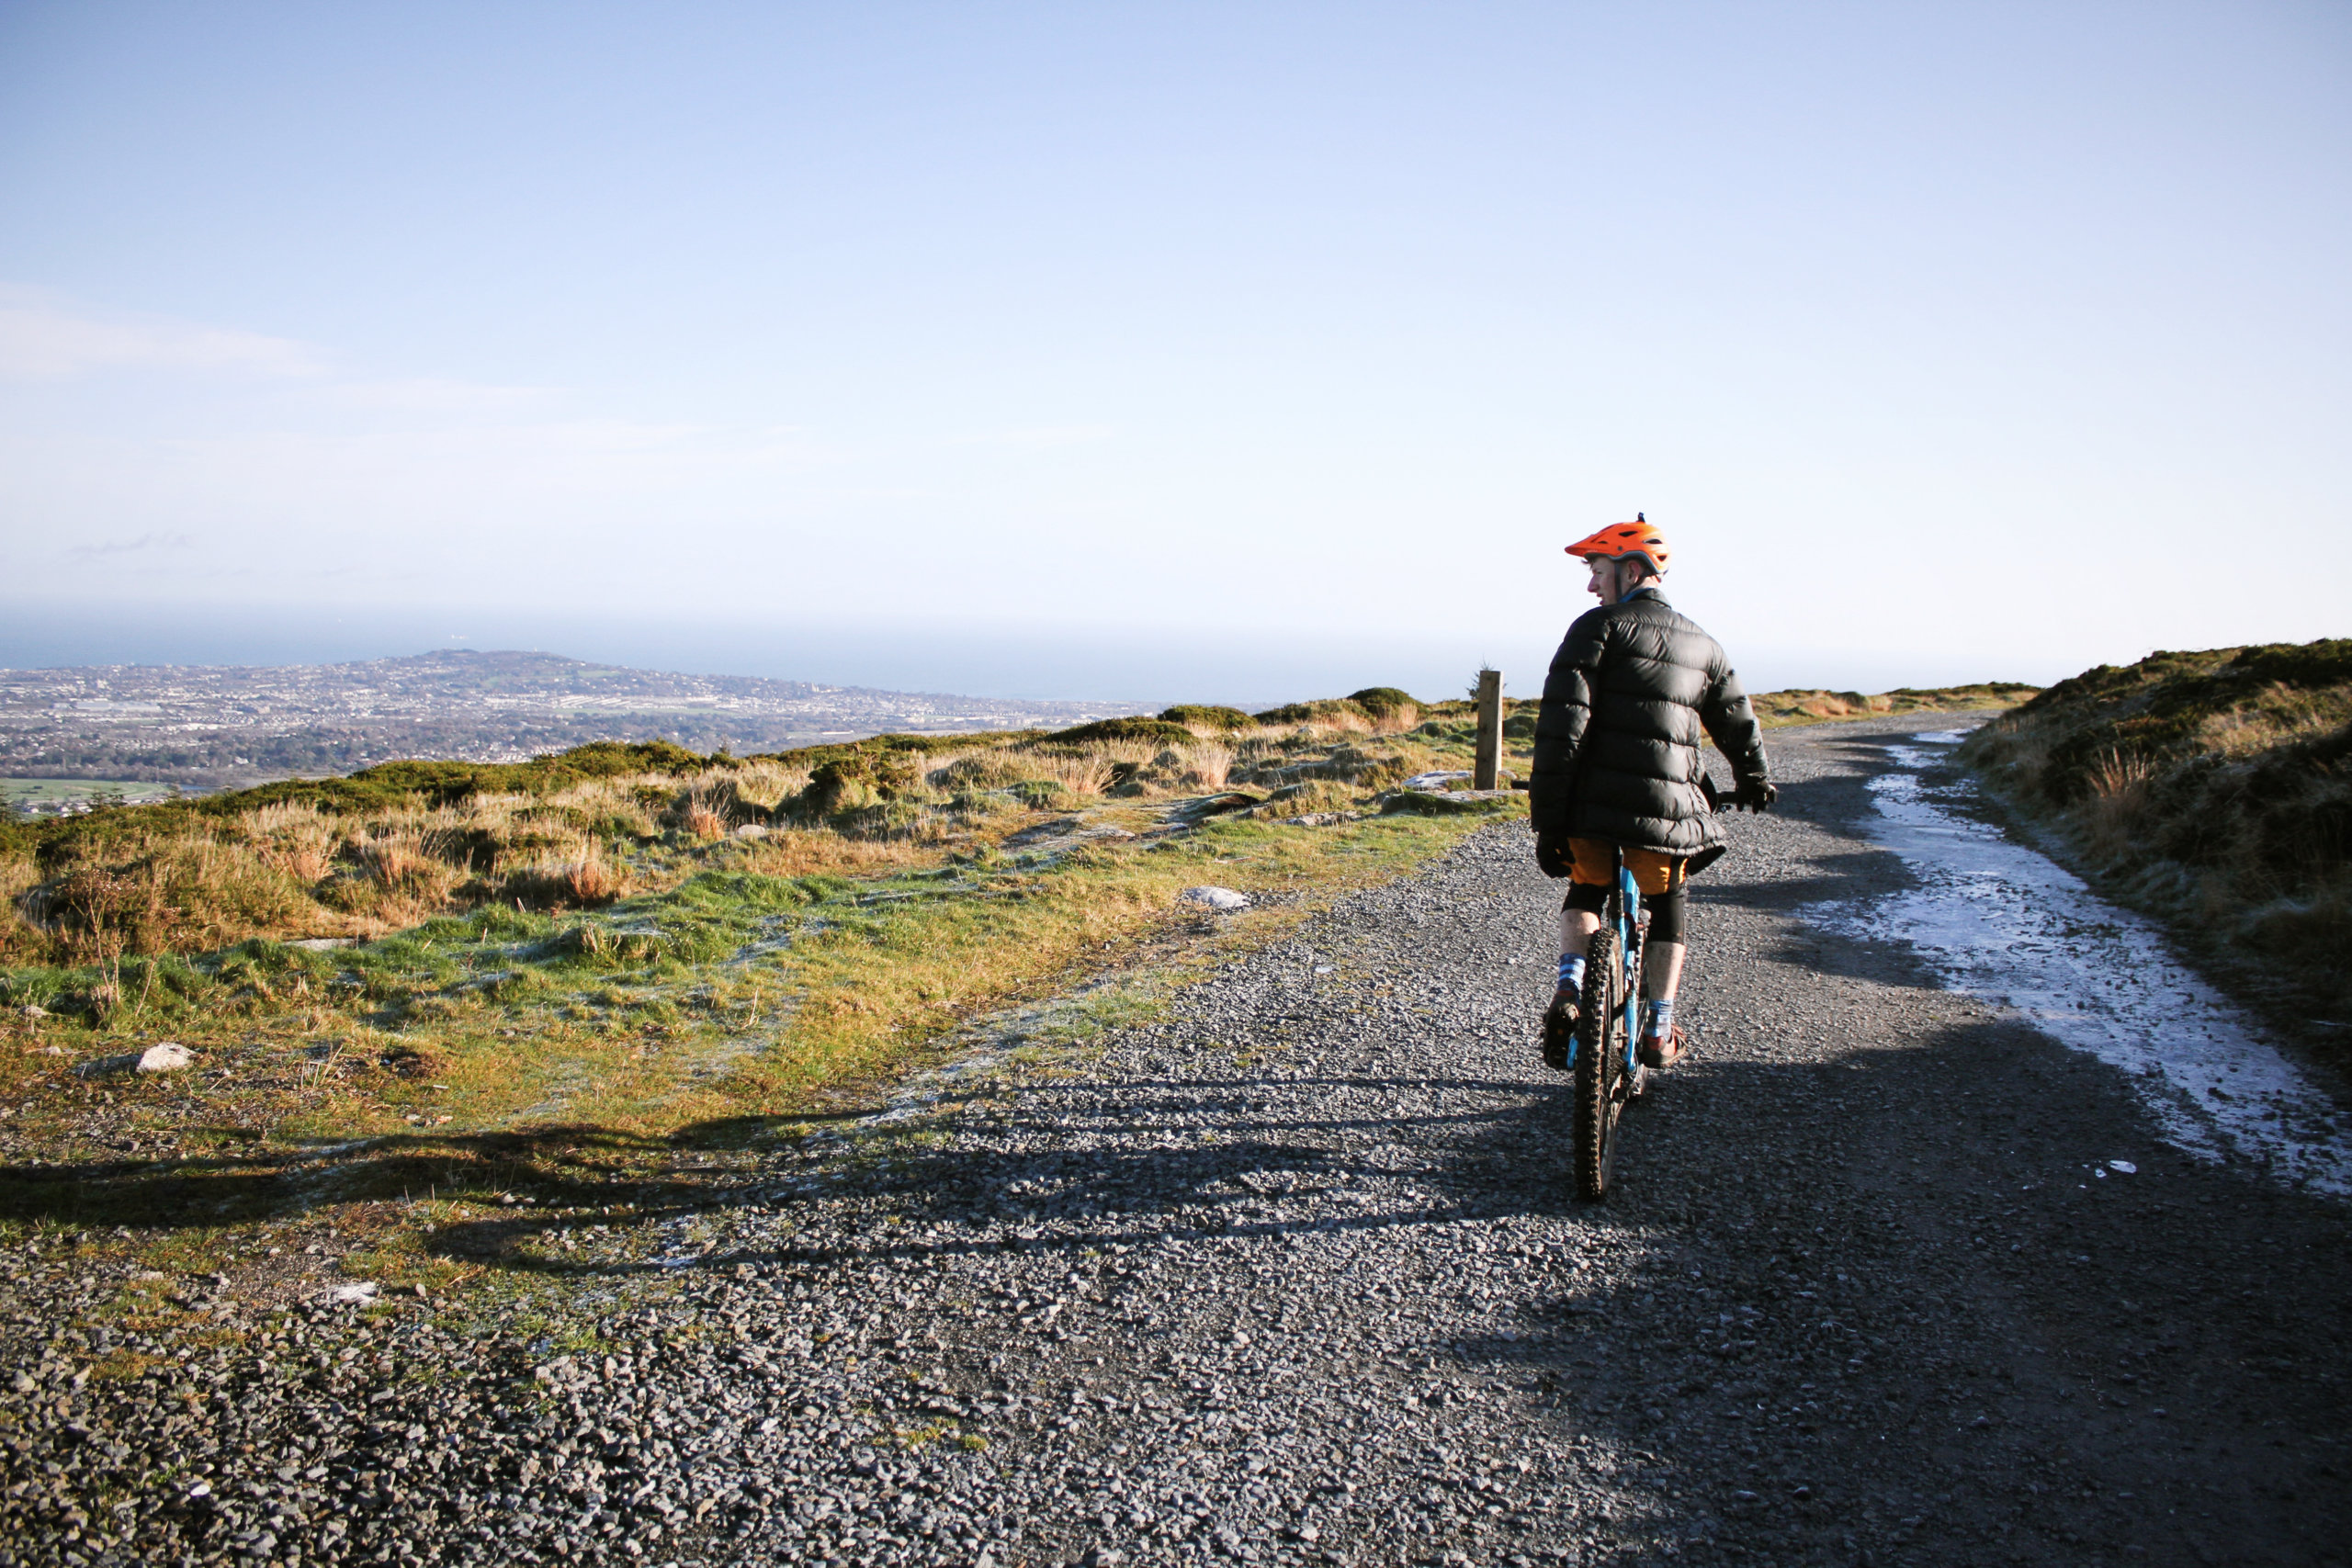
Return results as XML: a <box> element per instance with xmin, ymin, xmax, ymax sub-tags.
<box><xmin>1556</xmin><ymin>954</ymin><xmax>1586</xmax><ymax>993</ymax></box>
<box><xmin>1644</xmin><ymin>997</ymin><xmax>1677</xmax><ymax>1038</ymax></box>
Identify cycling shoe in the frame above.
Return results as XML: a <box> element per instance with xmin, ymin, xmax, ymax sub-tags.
<box><xmin>1540</xmin><ymin>987</ymin><xmax>1579</xmax><ymax>1071</ymax></box>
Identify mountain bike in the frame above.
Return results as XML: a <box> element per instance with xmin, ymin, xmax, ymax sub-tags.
<box><xmin>1570</xmin><ymin>850</ymin><xmax>1649</xmax><ymax>1200</ymax></box>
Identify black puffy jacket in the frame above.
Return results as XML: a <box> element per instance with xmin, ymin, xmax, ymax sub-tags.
<box><xmin>1527</xmin><ymin>588</ymin><xmax>1770</xmax><ymax>856</ymax></box>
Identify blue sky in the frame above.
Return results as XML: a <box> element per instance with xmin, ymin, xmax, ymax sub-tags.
<box><xmin>3</xmin><ymin>2</ymin><xmax>2346</xmax><ymax>702</ymax></box>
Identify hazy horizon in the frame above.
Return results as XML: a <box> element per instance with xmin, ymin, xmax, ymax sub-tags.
<box><xmin>0</xmin><ymin>596</ymin><xmax>2057</xmax><ymax>712</ymax></box>
<box><xmin>5</xmin><ymin>3</ymin><xmax>2346</xmax><ymax>691</ymax></box>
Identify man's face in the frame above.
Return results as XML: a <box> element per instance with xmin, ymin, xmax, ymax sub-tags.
<box><xmin>1584</xmin><ymin>556</ymin><xmax>1620</xmax><ymax>604</ymax></box>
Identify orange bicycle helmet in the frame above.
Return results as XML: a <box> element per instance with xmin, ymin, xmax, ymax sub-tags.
<box><xmin>1565</xmin><ymin>513</ymin><xmax>1671</xmax><ymax>575</ymax></box>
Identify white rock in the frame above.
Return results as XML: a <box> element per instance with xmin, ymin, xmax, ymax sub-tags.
<box><xmin>732</xmin><ymin>823</ymin><xmax>769</xmax><ymax>840</ymax></box>
<box><xmin>1180</xmin><ymin>886</ymin><xmax>1251</xmax><ymax>912</ymax></box>
<box><xmin>136</xmin><ymin>1043</ymin><xmax>194</xmax><ymax>1073</ymax></box>
<box><xmin>288</xmin><ymin>937</ymin><xmax>352</xmax><ymax>951</ymax></box>
<box><xmin>1401</xmin><ymin>770</ymin><xmax>1475</xmax><ymax>792</ymax></box>
<box><xmin>326</xmin><ymin>1281</ymin><xmax>379</xmax><ymax>1305</ymax></box>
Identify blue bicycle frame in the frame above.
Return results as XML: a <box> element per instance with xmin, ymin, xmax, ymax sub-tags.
<box><xmin>1559</xmin><ymin>857</ymin><xmax>1645</xmax><ymax>1075</ymax></box>
<box><xmin>1615</xmin><ymin>862</ymin><xmax>1645</xmax><ymax>1076</ymax></box>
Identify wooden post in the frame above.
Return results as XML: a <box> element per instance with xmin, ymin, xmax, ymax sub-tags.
<box><xmin>1474</xmin><ymin>669</ymin><xmax>1503</xmax><ymax>790</ymax></box>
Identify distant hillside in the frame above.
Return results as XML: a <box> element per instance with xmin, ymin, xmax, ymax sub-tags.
<box><xmin>0</xmin><ymin>649</ymin><xmax>1141</xmax><ymax>788</ymax></box>
<box><xmin>1959</xmin><ymin>638</ymin><xmax>2351</xmax><ymax>1025</ymax></box>
<box><xmin>1749</xmin><ymin>682</ymin><xmax>2038</xmax><ymax>728</ymax></box>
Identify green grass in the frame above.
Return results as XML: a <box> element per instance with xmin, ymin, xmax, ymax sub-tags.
<box><xmin>2</xmin><ymin>777</ymin><xmax>178</xmax><ymax>812</ymax></box>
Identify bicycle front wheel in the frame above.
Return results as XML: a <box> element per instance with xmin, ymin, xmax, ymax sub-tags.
<box><xmin>1572</xmin><ymin>924</ymin><xmax>1625</xmax><ymax>1201</ymax></box>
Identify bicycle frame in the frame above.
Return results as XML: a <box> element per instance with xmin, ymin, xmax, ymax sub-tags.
<box><xmin>1559</xmin><ymin>855</ymin><xmax>1647</xmax><ymax>1075</ymax></box>
<box><xmin>1616</xmin><ymin>861</ymin><xmax>1645</xmax><ymax>1077</ymax></box>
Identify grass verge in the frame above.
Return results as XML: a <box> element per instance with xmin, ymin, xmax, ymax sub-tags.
<box><xmin>0</xmin><ymin>694</ymin><xmax>1527</xmax><ymax>1300</ymax></box>
<box><xmin>1957</xmin><ymin>638</ymin><xmax>2352</xmax><ymax>1063</ymax></box>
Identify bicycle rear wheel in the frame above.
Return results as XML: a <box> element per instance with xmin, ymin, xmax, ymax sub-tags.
<box><xmin>1572</xmin><ymin>924</ymin><xmax>1626</xmax><ymax>1201</ymax></box>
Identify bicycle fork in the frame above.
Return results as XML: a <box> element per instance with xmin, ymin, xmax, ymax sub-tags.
<box><xmin>1619</xmin><ymin>863</ymin><xmax>1646</xmax><ymax>1079</ymax></box>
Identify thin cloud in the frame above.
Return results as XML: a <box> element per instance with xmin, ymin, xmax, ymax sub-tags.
<box><xmin>68</xmin><ymin>532</ymin><xmax>198</xmax><ymax>558</ymax></box>
<box><xmin>0</xmin><ymin>288</ymin><xmax>318</xmax><ymax>380</ymax></box>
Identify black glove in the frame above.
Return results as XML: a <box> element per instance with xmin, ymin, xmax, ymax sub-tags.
<box><xmin>1731</xmin><ymin>780</ymin><xmax>1779</xmax><ymax>813</ymax></box>
<box><xmin>1534</xmin><ymin>829</ymin><xmax>1575</xmax><ymax>879</ymax></box>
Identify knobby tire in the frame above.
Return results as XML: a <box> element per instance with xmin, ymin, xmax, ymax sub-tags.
<box><xmin>1572</xmin><ymin>926</ymin><xmax>1623</xmax><ymax>1201</ymax></box>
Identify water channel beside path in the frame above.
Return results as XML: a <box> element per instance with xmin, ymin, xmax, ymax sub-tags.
<box><xmin>1812</xmin><ymin>728</ymin><xmax>2352</xmax><ymax>1197</ymax></box>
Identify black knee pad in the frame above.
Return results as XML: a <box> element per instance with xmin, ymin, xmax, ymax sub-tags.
<box><xmin>1563</xmin><ymin>882</ymin><xmax>1611</xmax><ymax>918</ymax></box>
<box><xmin>1645</xmin><ymin>882</ymin><xmax>1689</xmax><ymax>945</ymax></box>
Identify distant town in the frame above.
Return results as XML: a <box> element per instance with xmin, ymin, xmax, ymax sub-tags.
<box><xmin>0</xmin><ymin>649</ymin><xmax>1140</xmax><ymax>809</ymax></box>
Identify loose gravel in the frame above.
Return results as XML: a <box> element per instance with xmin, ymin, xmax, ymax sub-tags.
<box><xmin>5</xmin><ymin>716</ymin><xmax>2348</xmax><ymax>1567</ymax></box>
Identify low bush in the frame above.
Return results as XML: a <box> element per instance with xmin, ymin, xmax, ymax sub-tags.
<box><xmin>794</xmin><ymin>752</ymin><xmax>926</xmax><ymax>818</ymax></box>
<box><xmin>1252</xmin><ymin>698</ymin><xmax>1374</xmax><ymax>731</ymax></box>
<box><xmin>1040</xmin><ymin>716</ymin><xmax>1200</xmax><ymax>749</ymax></box>
<box><xmin>1160</xmin><ymin>705</ymin><xmax>1253</xmax><ymax>730</ymax></box>
<box><xmin>1346</xmin><ymin>686</ymin><xmax>1418</xmax><ymax>719</ymax></box>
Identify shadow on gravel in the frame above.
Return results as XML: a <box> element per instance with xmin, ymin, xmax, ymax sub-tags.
<box><xmin>304</xmin><ymin>1065</ymin><xmax>1618</xmax><ymax>1280</ymax></box>
<box><xmin>1412</xmin><ymin>1019</ymin><xmax>2352</xmax><ymax>1568</ymax></box>
<box><xmin>1691</xmin><ymin>846</ymin><xmax>1895</xmax><ymax>925</ymax></box>
<box><xmin>0</xmin><ymin>1062</ymin><xmax>1606</xmax><ymax>1283</ymax></box>
<box><xmin>0</xmin><ymin>1112</ymin><xmax>860</xmax><ymax>1233</ymax></box>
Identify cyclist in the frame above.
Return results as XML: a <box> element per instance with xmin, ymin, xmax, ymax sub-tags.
<box><xmin>1529</xmin><ymin>514</ymin><xmax>1775</xmax><ymax>1070</ymax></box>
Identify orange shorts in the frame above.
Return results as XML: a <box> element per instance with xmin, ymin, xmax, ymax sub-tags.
<box><xmin>1566</xmin><ymin>838</ymin><xmax>1686</xmax><ymax>896</ymax></box>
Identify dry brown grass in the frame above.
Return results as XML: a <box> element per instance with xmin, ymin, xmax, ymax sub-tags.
<box><xmin>0</xmin><ymin>699</ymin><xmax>1524</xmax><ymax>966</ymax></box>
<box><xmin>720</xmin><ymin>759</ymin><xmax>814</xmax><ymax>813</ymax></box>
<box><xmin>0</xmin><ymin>701</ymin><xmax>1552</xmax><ymax>1292</ymax></box>
<box><xmin>237</xmin><ymin>800</ymin><xmax>337</xmax><ymax>884</ymax></box>
<box><xmin>1024</xmin><ymin>748</ymin><xmax>1119</xmax><ymax>799</ymax></box>
<box><xmin>2078</xmin><ymin>749</ymin><xmax>2159</xmax><ymax>859</ymax></box>
<box><xmin>540</xmin><ymin>778</ymin><xmax>661</xmax><ymax>837</ymax></box>
<box><xmin>740</xmin><ymin>828</ymin><xmax>938</xmax><ymax>878</ymax></box>
<box><xmin>499</xmin><ymin>836</ymin><xmax>630</xmax><ymax>909</ymax></box>
<box><xmin>4</xmin><ymin>788</ymin><xmax>621</xmax><ymax>959</ymax></box>
<box><xmin>1180</xmin><ymin>742</ymin><xmax>1234</xmax><ymax>789</ymax></box>
<box><xmin>1294</xmin><ymin>712</ymin><xmax>1374</xmax><ymax>740</ymax></box>
<box><xmin>2192</xmin><ymin>682</ymin><xmax>2352</xmax><ymax>758</ymax></box>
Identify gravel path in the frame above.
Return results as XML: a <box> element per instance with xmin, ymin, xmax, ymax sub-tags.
<box><xmin>6</xmin><ymin>716</ymin><xmax>2349</xmax><ymax>1567</ymax></box>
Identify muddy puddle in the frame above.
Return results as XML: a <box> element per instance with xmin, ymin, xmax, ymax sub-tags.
<box><xmin>1813</xmin><ymin>728</ymin><xmax>2352</xmax><ymax>1197</ymax></box>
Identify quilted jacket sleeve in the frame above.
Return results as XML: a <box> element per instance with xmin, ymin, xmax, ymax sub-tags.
<box><xmin>1697</xmin><ymin>657</ymin><xmax>1770</xmax><ymax>793</ymax></box>
<box><xmin>1527</xmin><ymin>607</ymin><xmax>1613</xmax><ymax>835</ymax></box>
